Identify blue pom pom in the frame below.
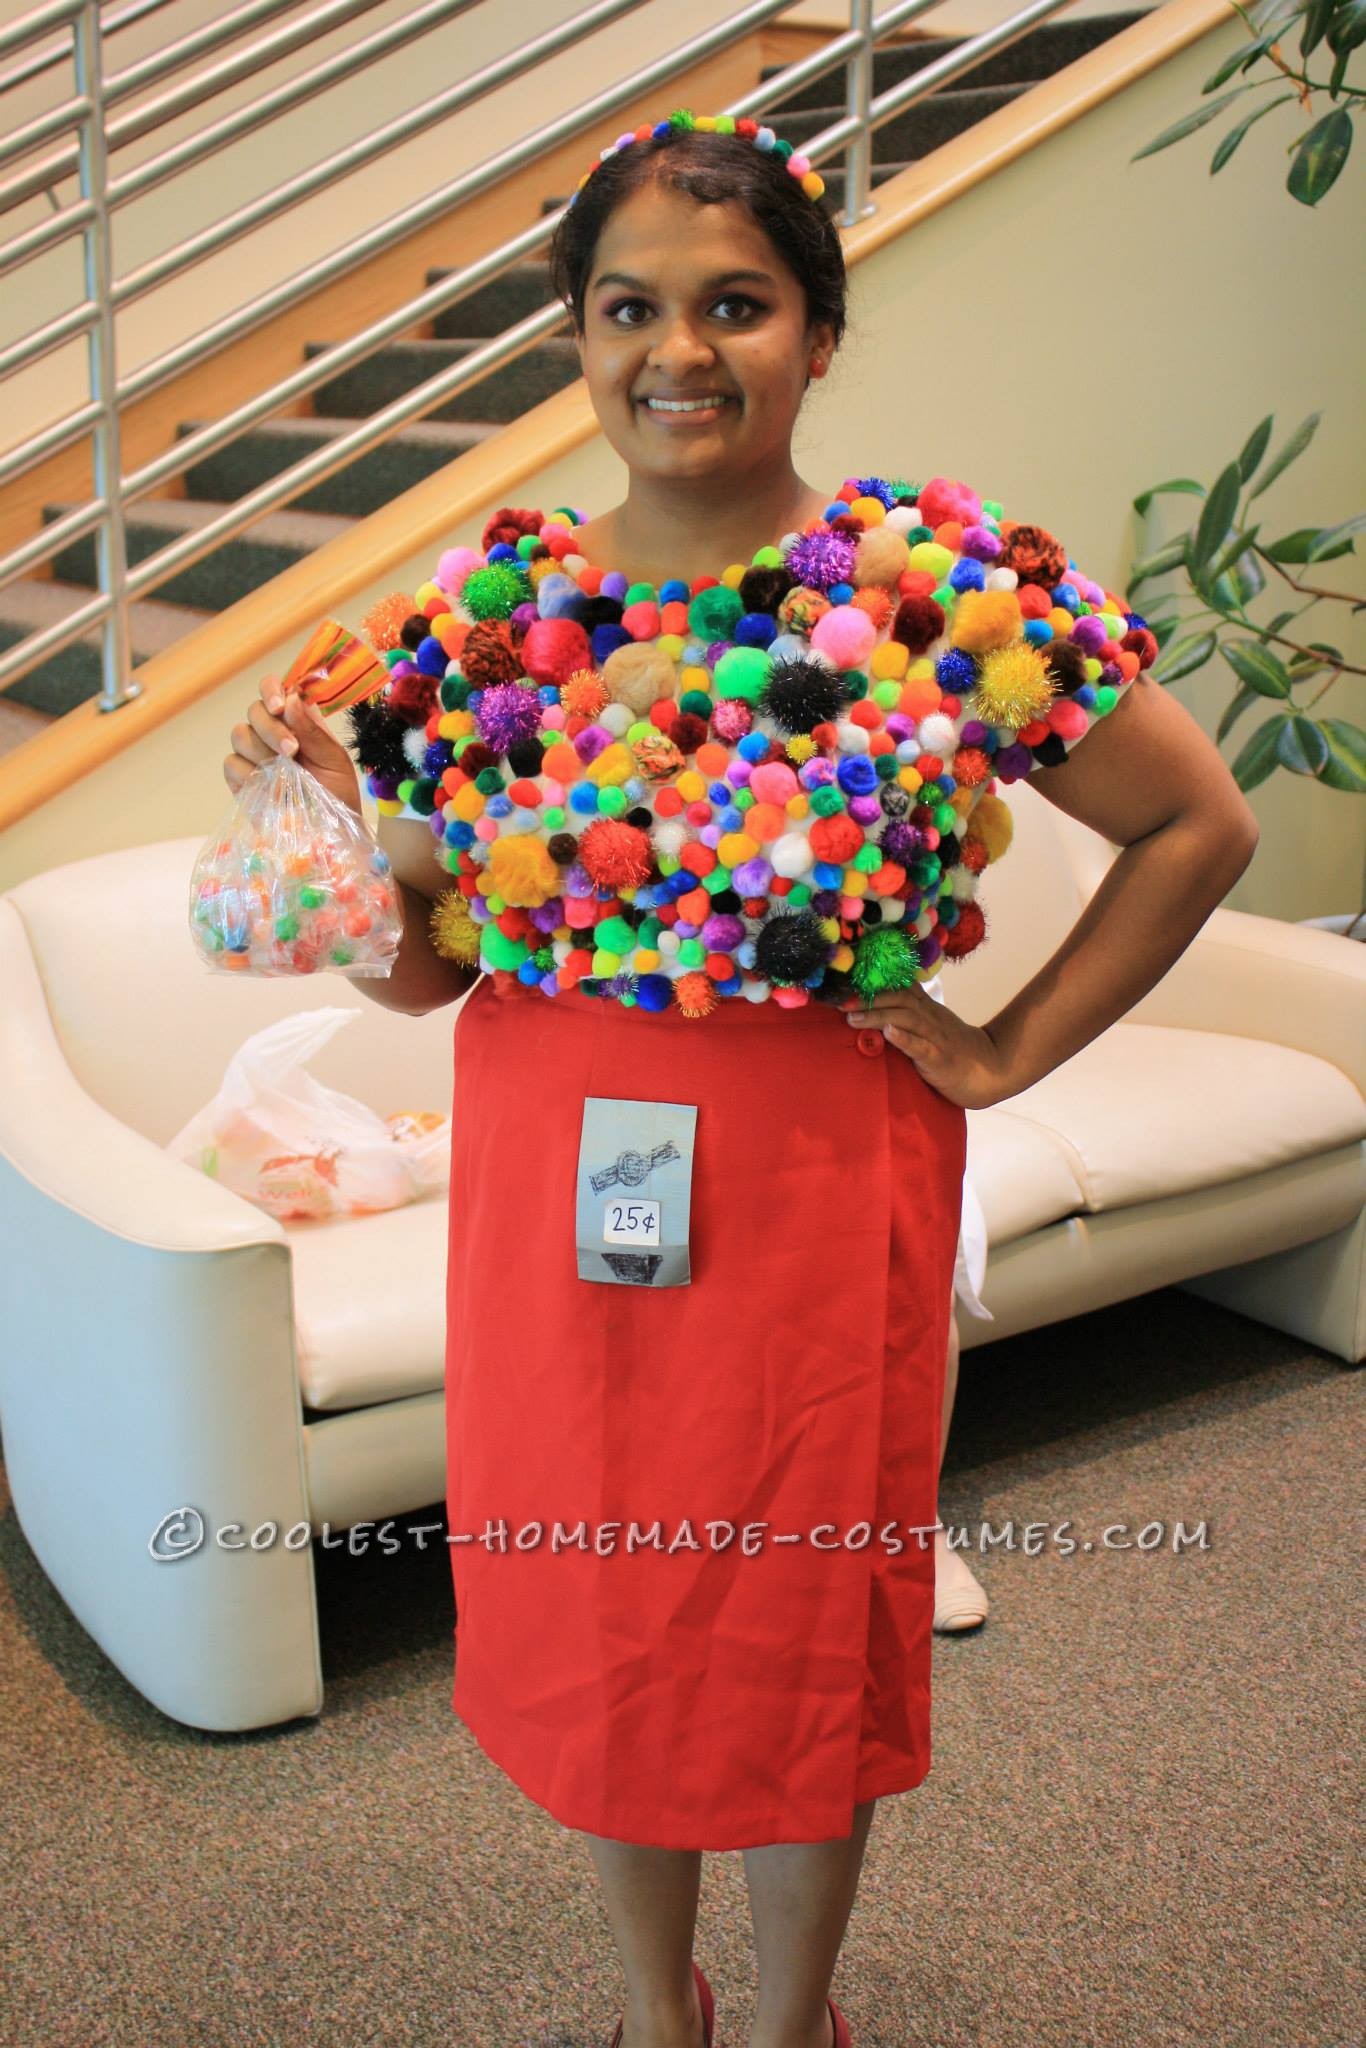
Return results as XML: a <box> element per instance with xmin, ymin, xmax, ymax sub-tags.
<box><xmin>445</xmin><ymin>820</ymin><xmax>475</xmax><ymax>847</ymax></box>
<box><xmin>636</xmin><ymin>974</ymin><xmax>673</xmax><ymax>1011</ymax></box>
<box><xmin>1052</xmin><ymin>582</ymin><xmax>1081</xmax><ymax>614</ymax></box>
<box><xmin>935</xmin><ymin>649</ymin><xmax>977</xmax><ymax>692</ymax></box>
<box><xmin>828</xmin><ymin>581</ymin><xmax>854</xmax><ymax>605</ymax></box>
<box><xmin>652</xmin><ymin>119</ymin><xmax>672</xmax><ymax>139</ymax></box>
<box><xmin>517</xmin><ymin>959</ymin><xmax>541</xmax><ymax>984</ymax></box>
<box><xmin>737</xmin><ymin>940</ymin><xmax>757</xmax><ymax>968</ymax></box>
<box><xmin>667</xmin><ymin>870</ymin><xmax>694</xmax><ymax>899</ymax></box>
<box><xmin>717</xmin><ymin>805</ymin><xmax>743</xmax><ymax>833</ymax></box>
<box><xmin>416</xmin><ymin>636</ymin><xmax>446</xmax><ymax>676</ymax></box>
<box><xmin>734</xmin><ymin>611</ymin><xmax>777</xmax><ymax>648</ymax></box>
<box><xmin>1023</xmin><ymin>618</ymin><xmax>1053</xmax><ymax>646</ymax></box>
<box><xmin>738</xmin><ymin>732</ymin><xmax>771</xmax><ymax>763</ymax></box>
<box><xmin>939</xmin><ymin>902</ymin><xmax>960</xmax><ymax>928</ymax></box>
<box><xmin>822</xmin><ymin>500</ymin><xmax>847</xmax><ymax>520</ymax></box>
<box><xmin>707</xmin><ymin>779</ymin><xmax>731</xmax><ymax>805</ymax></box>
<box><xmin>569</xmin><ymin>783</ymin><xmax>599</xmax><ymax>814</ymax></box>
<box><xmin>537</xmin><ymin>684</ymin><xmax>559</xmax><ymax>705</ymax></box>
<box><xmin>715</xmin><ymin>974</ymin><xmax>743</xmax><ymax>996</ymax></box>
<box><xmin>938</xmin><ymin>774</ymin><xmax>957</xmax><ymax>796</ymax></box>
<box><xmin>850</xmin><ymin>477</ymin><xmax>897</xmax><ymax>509</ymax></box>
<box><xmin>837</xmin><ymin>756</ymin><xmax>878</xmax><ymax>796</ymax></box>
<box><xmin>660</xmin><ymin>579</ymin><xmax>690</xmax><ymax>605</ymax></box>
<box><xmin>1075</xmin><ymin>683</ymin><xmax>1097</xmax><ymax>708</ymax></box>
<box><xmin>591</xmin><ymin>622</ymin><xmax>632</xmax><ymax>663</ymax></box>
<box><xmin>485</xmin><ymin>794</ymin><xmax>513</xmax><ymax>818</ymax></box>
<box><xmin>486</xmin><ymin>542</ymin><xmax>520</xmax><ymax>564</ymax></box>
<box><xmin>949</xmin><ymin>559</ymin><xmax>986</xmax><ymax>592</ymax></box>
<box><xmin>813</xmin><ymin>861</ymin><xmax>844</xmax><ymax>889</ymax></box>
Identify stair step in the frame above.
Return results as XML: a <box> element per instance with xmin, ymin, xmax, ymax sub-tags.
<box><xmin>761</xmin><ymin>10</ymin><xmax>1145</xmax><ymax>109</ymax></box>
<box><xmin>775</xmin><ymin>84</ymin><xmax>1026</xmax><ymax>160</ymax></box>
<box><xmin>0</xmin><ymin>577</ymin><xmax>213</xmax><ymax>723</ymax></box>
<box><xmin>304</xmin><ymin>334</ymin><xmax>579</xmax><ymax>425</ymax></box>
<box><xmin>424</xmin><ymin>261</ymin><xmax>559</xmax><ymax>339</ymax></box>
<box><xmin>177</xmin><ymin>413</ymin><xmax>499</xmax><ymax>519</ymax></box>
<box><xmin>44</xmin><ymin>494</ymin><xmax>353</xmax><ymax>614</ymax></box>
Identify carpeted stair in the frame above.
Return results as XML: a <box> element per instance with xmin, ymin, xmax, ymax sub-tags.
<box><xmin>0</xmin><ymin>12</ymin><xmax>1143</xmax><ymax>752</ymax></box>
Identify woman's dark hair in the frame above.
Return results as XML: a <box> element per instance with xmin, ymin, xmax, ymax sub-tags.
<box><xmin>548</xmin><ymin>126</ymin><xmax>848</xmax><ymax>350</ymax></box>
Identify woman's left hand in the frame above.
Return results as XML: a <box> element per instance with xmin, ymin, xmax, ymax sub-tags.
<box><xmin>841</xmin><ymin>988</ymin><xmax>1020</xmax><ymax>1109</ymax></box>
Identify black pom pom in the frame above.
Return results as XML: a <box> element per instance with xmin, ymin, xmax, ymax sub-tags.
<box><xmin>1031</xmin><ymin>733</ymin><xmax>1069</xmax><ymax>768</ymax></box>
<box><xmin>813</xmin><ymin>965</ymin><xmax>855</xmax><ymax>1005</ymax></box>
<box><xmin>346</xmin><ymin>699</ymin><xmax>411</xmax><ymax>779</ymax></box>
<box><xmin>506</xmin><ymin>736</ymin><xmax>545</xmax><ymax>776</ymax></box>
<box><xmin>401</xmin><ymin>612</ymin><xmax>430</xmax><ymax>651</ymax></box>
<box><xmin>578</xmin><ymin>595</ymin><xmax>625</xmax><ymax>631</ymax></box>
<box><xmin>861</xmin><ymin>901</ymin><xmax>883</xmax><ymax>925</ymax></box>
<box><xmin>739</xmin><ymin>565</ymin><xmax>795</xmax><ymax>614</ymax></box>
<box><xmin>570</xmin><ymin>929</ymin><xmax>596</xmax><ymax>951</ymax></box>
<box><xmin>879</xmin><ymin>782</ymin><xmax>911</xmax><ymax>819</ymax></box>
<box><xmin>710</xmin><ymin>888</ymin><xmax>742</xmax><ymax>916</ymax></box>
<box><xmin>626</xmin><ymin>806</ymin><xmax>654</xmax><ymax>830</ymax></box>
<box><xmin>547</xmin><ymin>833</ymin><xmax>580</xmax><ymax>865</ymax></box>
<box><xmin>754</xmin><ymin>907</ymin><xmax>832</xmax><ymax>986</ymax></box>
<box><xmin>936</xmin><ymin>831</ymin><xmax>962</xmax><ymax>872</ymax></box>
<box><xmin>759</xmin><ymin>656</ymin><xmax>845</xmax><ymax>735</ymax></box>
<box><xmin>1043</xmin><ymin>640</ymin><xmax>1088</xmax><ymax>695</ymax></box>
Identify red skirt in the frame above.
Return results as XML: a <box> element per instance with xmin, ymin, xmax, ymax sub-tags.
<box><xmin>444</xmin><ymin>971</ymin><xmax>966</xmax><ymax>1849</ymax></box>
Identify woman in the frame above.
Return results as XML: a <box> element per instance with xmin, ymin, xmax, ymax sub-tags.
<box><xmin>225</xmin><ymin>111</ymin><xmax>1258</xmax><ymax>2048</ymax></box>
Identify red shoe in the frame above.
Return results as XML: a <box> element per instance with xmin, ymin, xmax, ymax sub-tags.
<box><xmin>607</xmin><ymin>1960</ymin><xmax>715</xmax><ymax>2048</ymax></box>
<box><xmin>828</xmin><ymin>1995</ymin><xmax>852</xmax><ymax>2047</ymax></box>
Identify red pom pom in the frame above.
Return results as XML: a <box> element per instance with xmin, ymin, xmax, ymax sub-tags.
<box><xmin>461</xmin><ymin>620</ymin><xmax>519</xmax><ymax>688</ymax></box>
<box><xmin>386</xmin><ymin>671</ymin><xmax>438</xmax><ymax>724</ymax></box>
<box><xmin>891</xmin><ymin>594</ymin><xmax>946</xmax><ymax>656</ymax></box>
<box><xmin>1122</xmin><ymin>625</ymin><xmax>1159</xmax><ymax>669</ymax></box>
<box><xmin>577</xmin><ymin>818</ymin><xmax>653</xmax><ymax>889</ymax></box>
<box><xmin>940</xmin><ymin>900</ymin><xmax>986</xmax><ymax>959</ymax></box>
<box><xmin>480</xmin><ymin>506</ymin><xmax>543</xmax><ymax>552</ymax></box>
<box><xmin>671</xmin><ymin>712</ymin><xmax>709</xmax><ymax>754</ymax></box>
<box><xmin>519</xmin><ymin>616</ymin><xmax>592</xmax><ymax>686</ymax></box>
<box><xmin>809</xmin><ymin>814</ymin><xmax>863</xmax><ymax>865</ymax></box>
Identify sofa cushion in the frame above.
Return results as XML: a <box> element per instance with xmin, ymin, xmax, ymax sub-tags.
<box><xmin>965</xmin><ymin>1108</ymin><xmax>1087</xmax><ymax>1246</ymax></box>
<box><xmin>996</xmin><ymin>1023</ymin><xmax>1366</xmax><ymax>1213</ymax></box>
<box><xmin>290</xmin><ymin>1194</ymin><xmax>447</xmax><ymax>1410</ymax></box>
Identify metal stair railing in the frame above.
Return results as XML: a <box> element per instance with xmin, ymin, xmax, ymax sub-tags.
<box><xmin>0</xmin><ymin>0</ymin><xmax>1085</xmax><ymax>713</ymax></box>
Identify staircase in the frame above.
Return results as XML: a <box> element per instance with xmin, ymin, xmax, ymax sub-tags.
<box><xmin>0</xmin><ymin>12</ymin><xmax>1145</xmax><ymax>751</ymax></box>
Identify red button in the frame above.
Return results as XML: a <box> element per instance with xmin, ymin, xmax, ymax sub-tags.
<box><xmin>856</xmin><ymin>1028</ymin><xmax>885</xmax><ymax>1058</ymax></box>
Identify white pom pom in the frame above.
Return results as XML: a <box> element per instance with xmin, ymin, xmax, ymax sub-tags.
<box><xmin>880</xmin><ymin>898</ymin><xmax>905</xmax><ymax>924</ymax></box>
<box><xmin>402</xmin><ymin>726</ymin><xmax>429</xmax><ymax>771</ymax></box>
<box><xmin>598</xmin><ymin>701</ymin><xmax>632</xmax><ymax>736</ymax></box>
<box><xmin>767</xmin><ymin>632</ymin><xmax>808</xmax><ymax>663</ymax></box>
<box><xmin>915</xmin><ymin>911</ymin><xmax>934</xmax><ymax>938</ymax></box>
<box><xmin>835</xmin><ymin>719</ymin><xmax>870</xmax><ymax>755</ymax></box>
<box><xmin>652</xmin><ymin>819</ymin><xmax>687</xmax><ymax>860</ymax></box>
<box><xmin>552</xmin><ymin>938</ymin><xmax>570</xmax><ymax>963</ymax></box>
<box><xmin>656</xmin><ymin>928</ymin><xmax>681</xmax><ymax>957</ymax></box>
<box><xmin>507</xmin><ymin>809</ymin><xmax>542</xmax><ymax>835</ymax></box>
<box><xmin>771</xmin><ymin>830</ymin><xmax>815</xmax><ymax>879</ymax></box>
<box><xmin>561</xmin><ymin>553</ymin><xmax>588</xmax><ymax>575</ymax></box>
<box><xmin>951</xmin><ymin>869</ymin><xmax>977</xmax><ymax>902</ymax></box>
<box><xmin>985</xmin><ymin>566</ymin><xmax>1019</xmax><ymax>592</ymax></box>
<box><xmin>884</xmin><ymin>506</ymin><xmax>916</xmax><ymax>536</ymax></box>
<box><xmin>741</xmin><ymin>978</ymin><xmax>771</xmax><ymax>1002</ymax></box>
<box><xmin>895</xmin><ymin>739</ymin><xmax>919</xmax><ymax>764</ymax></box>
<box><xmin>918</xmin><ymin>712</ymin><xmax>959</xmax><ymax>756</ymax></box>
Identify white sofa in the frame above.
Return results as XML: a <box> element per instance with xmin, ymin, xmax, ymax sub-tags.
<box><xmin>1</xmin><ymin>788</ymin><xmax>1362</xmax><ymax>1732</ymax></box>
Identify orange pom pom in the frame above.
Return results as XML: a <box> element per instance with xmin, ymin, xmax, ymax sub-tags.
<box><xmin>359</xmin><ymin>591</ymin><xmax>415</xmax><ymax>652</ymax></box>
<box><xmin>673</xmin><ymin>970</ymin><xmax>719</xmax><ymax>1018</ymax></box>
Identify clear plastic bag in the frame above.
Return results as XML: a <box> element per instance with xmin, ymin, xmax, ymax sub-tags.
<box><xmin>189</xmin><ymin>753</ymin><xmax>401</xmax><ymax>978</ymax></box>
<box><xmin>166</xmin><ymin>1006</ymin><xmax>450</xmax><ymax>1222</ymax></box>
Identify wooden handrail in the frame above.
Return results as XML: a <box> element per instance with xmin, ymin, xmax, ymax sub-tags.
<box><xmin>0</xmin><ymin>0</ymin><xmax>1231</xmax><ymax>835</ymax></box>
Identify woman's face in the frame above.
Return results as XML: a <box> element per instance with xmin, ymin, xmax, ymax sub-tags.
<box><xmin>575</xmin><ymin>178</ymin><xmax>835</xmax><ymax>488</ymax></box>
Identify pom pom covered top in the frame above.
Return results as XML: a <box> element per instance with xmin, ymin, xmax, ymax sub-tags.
<box><xmin>347</xmin><ymin>474</ymin><xmax>1153</xmax><ymax>1017</ymax></box>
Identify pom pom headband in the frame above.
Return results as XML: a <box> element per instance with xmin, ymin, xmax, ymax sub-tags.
<box><xmin>569</xmin><ymin>107</ymin><xmax>826</xmax><ymax>208</ymax></box>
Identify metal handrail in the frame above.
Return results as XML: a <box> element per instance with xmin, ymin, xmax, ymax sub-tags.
<box><xmin>3</xmin><ymin>0</ymin><xmax>179</xmax><ymax>92</ymax></box>
<box><xmin>0</xmin><ymin>0</ymin><xmax>1089</xmax><ymax>707</ymax></box>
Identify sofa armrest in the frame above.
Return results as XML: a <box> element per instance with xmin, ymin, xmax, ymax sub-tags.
<box><xmin>0</xmin><ymin>898</ymin><xmax>282</xmax><ymax>1254</ymax></box>
<box><xmin>1127</xmin><ymin>905</ymin><xmax>1366</xmax><ymax>1095</ymax></box>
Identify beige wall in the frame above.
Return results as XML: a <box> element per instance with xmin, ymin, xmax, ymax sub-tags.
<box><xmin>2</xmin><ymin>14</ymin><xmax>1363</xmax><ymax>921</ymax></box>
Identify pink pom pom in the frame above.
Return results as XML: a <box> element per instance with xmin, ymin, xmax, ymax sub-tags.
<box><xmin>474</xmin><ymin>816</ymin><xmax>499</xmax><ymax>841</ymax></box>
<box><xmin>750</xmin><ymin>760</ymin><xmax>799</xmax><ymax>804</ymax></box>
<box><xmin>519</xmin><ymin>616</ymin><xmax>593</xmax><ymax>685</ymax></box>
<box><xmin>1048</xmin><ymin>699</ymin><xmax>1090</xmax><ymax>741</ymax></box>
<box><xmin>437</xmin><ymin>546</ymin><xmax>482</xmax><ymax>594</ymax></box>
<box><xmin>788</xmin><ymin>153</ymin><xmax>810</xmax><ymax>177</ymax></box>
<box><xmin>916</xmin><ymin>477</ymin><xmax>983</xmax><ymax>528</ymax></box>
<box><xmin>810</xmin><ymin>603</ymin><xmax>878</xmax><ymax>670</ymax></box>
<box><xmin>622</xmin><ymin>599</ymin><xmax>661</xmax><ymax>641</ymax></box>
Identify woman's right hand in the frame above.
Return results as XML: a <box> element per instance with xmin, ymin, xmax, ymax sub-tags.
<box><xmin>224</xmin><ymin>674</ymin><xmax>364</xmax><ymax>816</ymax></box>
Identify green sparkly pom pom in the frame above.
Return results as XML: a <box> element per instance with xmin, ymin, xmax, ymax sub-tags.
<box><xmin>461</xmin><ymin>561</ymin><xmax>531</xmax><ymax>621</ymax></box>
<box><xmin>668</xmin><ymin>108</ymin><xmax>697</xmax><ymax>130</ymax></box>
<box><xmin>851</xmin><ymin>925</ymin><xmax>920</xmax><ymax>997</ymax></box>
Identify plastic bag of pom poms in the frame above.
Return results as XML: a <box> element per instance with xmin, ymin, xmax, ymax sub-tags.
<box><xmin>189</xmin><ymin>752</ymin><xmax>401</xmax><ymax>978</ymax></box>
<box><xmin>165</xmin><ymin>1007</ymin><xmax>451</xmax><ymax>1222</ymax></box>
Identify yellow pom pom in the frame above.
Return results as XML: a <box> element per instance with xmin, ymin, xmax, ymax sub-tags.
<box><xmin>870</xmin><ymin>640</ymin><xmax>909</xmax><ymax>681</ymax></box>
<box><xmin>375</xmin><ymin>797</ymin><xmax>403</xmax><ymax>816</ymax></box>
<box><xmin>974</xmin><ymin>643</ymin><xmax>1055</xmax><ymax>728</ymax></box>
<box><xmin>679</xmin><ymin>665</ymin><xmax>711</xmax><ymax>694</ymax></box>
<box><xmin>848</xmin><ymin>495</ymin><xmax>886</xmax><ymax>526</ymax></box>
<box><xmin>802</xmin><ymin>172</ymin><xmax>824</xmax><ymax>200</ymax></box>
<box><xmin>633</xmin><ymin>948</ymin><xmax>662</xmax><ymax>972</ymax></box>
<box><xmin>451</xmin><ymin>783</ymin><xmax>485</xmax><ymax>821</ymax></box>
<box><xmin>951</xmin><ymin>589</ymin><xmax>1024</xmax><ymax>653</ymax></box>
<box><xmin>544</xmin><ymin>510</ymin><xmax>574</xmax><ymax>528</ymax></box>
<box><xmin>785</xmin><ymin>734</ymin><xmax>816</xmax><ymax>763</ymax></box>
<box><xmin>969</xmin><ymin>792</ymin><xmax>1015</xmax><ymax>863</ymax></box>
<box><xmin>721</xmin><ymin>563</ymin><xmax>746</xmax><ymax>589</ymax></box>
<box><xmin>485</xmin><ymin>833</ymin><xmax>561</xmax><ymax>906</ymax></box>
<box><xmin>785</xmin><ymin>792</ymin><xmax>810</xmax><ymax>819</ymax></box>
<box><xmin>818</xmin><ymin>917</ymin><xmax>841</xmax><ymax>942</ymax></box>
<box><xmin>429</xmin><ymin>889</ymin><xmax>481</xmax><ymax>965</ymax></box>
<box><xmin>695</xmin><ymin>115</ymin><xmax>718</xmax><ymax>132</ymax></box>
<box><xmin>718</xmin><ymin>831</ymin><xmax>759</xmax><ymax>867</ymax></box>
<box><xmin>586</xmin><ymin>740</ymin><xmax>635</xmax><ymax>786</ymax></box>
<box><xmin>676</xmin><ymin>769</ymin><xmax>707</xmax><ymax>802</ymax></box>
<box><xmin>832</xmin><ymin>942</ymin><xmax>855</xmax><ymax>972</ymax></box>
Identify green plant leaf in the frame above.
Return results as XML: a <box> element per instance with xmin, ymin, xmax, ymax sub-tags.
<box><xmin>1288</xmin><ymin>107</ymin><xmax>1353</xmax><ymax>205</ymax></box>
<box><xmin>1208</xmin><ymin>523</ymin><xmax>1262</xmax><ymax>581</ymax></box>
<box><xmin>1232</xmin><ymin>714</ymin><xmax>1289</xmax><ymax>790</ymax></box>
<box><xmin>1224</xmin><ymin>551</ymin><xmax>1268</xmax><ymax>607</ymax></box>
<box><xmin>1300</xmin><ymin>0</ymin><xmax>1336</xmax><ymax>58</ymax></box>
<box><xmin>1192</xmin><ymin>463</ymin><xmax>1243</xmax><ymax>568</ymax></box>
<box><xmin>1236</xmin><ymin>417</ymin><xmax>1275</xmax><ymax>483</ymax></box>
<box><xmin>1276</xmin><ymin>715</ymin><xmax>1331</xmax><ymax>774</ymax></box>
<box><xmin>1249</xmin><ymin>411</ymin><xmax>1321</xmax><ymax>498</ymax></box>
<box><xmin>1132</xmin><ymin>89</ymin><xmax>1250</xmax><ymax>161</ymax></box>
<box><xmin>1327</xmin><ymin>0</ymin><xmax>1366</xmax><ymax>56</ymax></box>
<box><xmin>1153</xmin><ymin>631</ymin><xmax>1219</xmax><ymax>682</ymax></box>
<box><xmin>1128</xmin><ymin>537</ymin><xmax>1190</xmax><ymax>587</ymax></box>
<box><xmin>1203</xmin><ymin>32</ymin><xmax>1281</xmax><ymax>88</ymax></box>
<box><xmin>1317</xmin><ymin>718</ymin><xmax>1366</xmax><ymax>792</ymax></box>
<box><xmin>1305</xmin><ymin>509</ymin><xmax>1366</xmax><ymax>559</ymax></box>
<box><xmin>1149</xmin><ymin>614</ymin><xmax>1185</xmax><ymax>652</ymax></box>
<box><xmin>1211</xmin><ymin>92</ymin><xmax>1299</xmax><ymax>171</ymax></box>
<box><xmin>1221</xmin><ymin>639</ymin><xmax>1293</xmax><ymax>695</ymax></box>
<box><xmin>1131</xmin><ymin>478</ymin><xmax>1205</xmax><ymax>516</ymax></box>
<box><xmin>1216</xmin><ymin>682</ymin><xmax>1262</xmax><ymax>742</ymax></box>
<box><xmin>1264</xmin><ymin>526</ymin><xmax>1356</xmax><ymax>562</ymax></box>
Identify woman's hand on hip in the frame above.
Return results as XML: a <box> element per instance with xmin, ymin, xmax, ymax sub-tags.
<box><xmin>841</xmin><ymin>987</ymin><xmax>1019</xmax><ymax>1109</ymax></box>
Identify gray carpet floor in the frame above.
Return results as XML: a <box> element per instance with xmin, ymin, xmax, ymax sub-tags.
<box><xmin>1</xmin><ymin>1286</ymin><xmax>1360</xmax><ymax>2048</ymax></box>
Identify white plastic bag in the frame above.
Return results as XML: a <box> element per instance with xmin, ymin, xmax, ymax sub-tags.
<box><xmin>166</xmin><ymin>1007</ymin><xmax>449</xmax><ymax>1221</ymax></box>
